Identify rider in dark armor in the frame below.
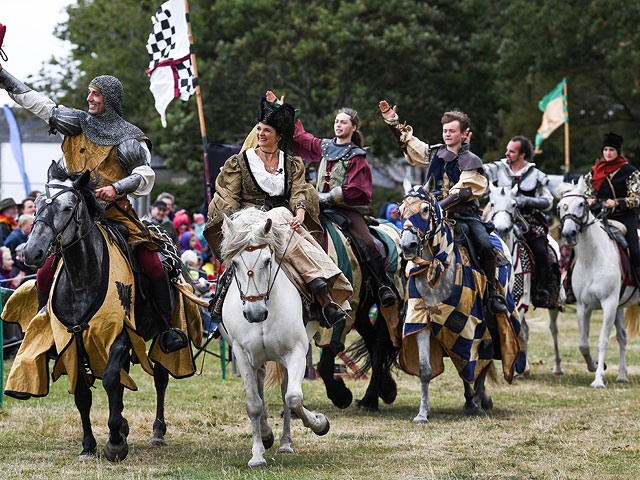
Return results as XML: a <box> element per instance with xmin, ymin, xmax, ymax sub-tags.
<box><xmin>484</xmin><ymin>136</ymin><xmax>554</xmax><ymax>307</ymax></box>
<box><xmin>380</xmin><ymin>101</ymin><xmax>508</xmax><ymax>314</ymax></box>
<box><xmin>0</xmin><ymin>66</ymin><xmax>187</xmax><ymax>353</ymax></box>
<box><xmin>584</xmin><ymin>133</ymin><xmax>640</xmax><ymax>280</ymax></box>
<box><xmin>283</xmin><ymin>95</ymin><xmax>397</xmax><ymax>309</ymax></box>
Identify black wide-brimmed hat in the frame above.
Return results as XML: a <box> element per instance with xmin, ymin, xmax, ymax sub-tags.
<box><xmin>0</xmin><ymin>197</ymin><xmax>17</xmax><ymax>212</ymax></box>
<box><xmin>257</xmin><ymin>97</ymin><xmax>296</xmax><ymax>154</ymax></box>
<box><xmin>602</xmin><ymin>132</ymin><xmax>623</xmax><ymax>152</ymax></box>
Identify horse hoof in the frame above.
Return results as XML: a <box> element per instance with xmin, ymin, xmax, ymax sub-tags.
<box><xmin>277</xmin><ymin>445</ymin><xmax>294</xmax><ymax>454</ymax></box>
<box><xmin>553</xmin><ymin>368</ymin><xmax>565</xmax><ymax>376</ymax></box>
<box><xmin>148</xmin><ymin>436</ymin><xmax>168</xmax><ymax>447</ymax></box>
<box><xmin>329</xmin><ymin>378</ymin><xmax>353</xmax><ymax>409</ymax></box>
<box><xmin>480</xmin><ymin>394</ymin><xmax>493</xmax><ymax>410</ymax></box>
<box><xmin>412</xmin><ymin>415</ymin><xmax>429</xmax><ymax>424</ymax></box>
<box><xmin>78</xmin><ymin>449</ymin><xmax>96</xmax><ymax>460</ymax></box>
<box><xmin>248</xmin><ymin>458</ymin><xmax>267</xmax><ymax>469</ymax></box>
<box><xmin>356</xmin><ymin>400</ymin><xmax>379</xmax><ymax>413</ymax></box>
<box><xmin>590</xmin><ymin>381</ymin><xmax>605</xmax><ymax>389</ymax></box>
<box><xmin>315</xmin><ymin>417</ymin><xmax>330</xmax><ymax>436</ymax></box>
<box><xmin>262</xmin><ymin>432</ymin><xmax>275</xmax><ymax>449</ymax></box>
<box><xmin>464</xmin><ymin>403</ymin><xmax>485</xmax><ymax>417</ymax></box>
<box><xmin>616</xmin><ymin>377</ymin><xmax>630</xmax><ymax>384</ymax></box>
<box><xmin>379</xmin><ymin>375</ymin><xmax>397</xmax><ymax>404</ymax></box>
<box><xmin>104</xmin><ymin>435</ymin><xmax>128</xmax><ymax>462</ymax></box>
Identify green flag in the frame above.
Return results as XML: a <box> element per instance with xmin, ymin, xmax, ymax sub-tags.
<box><xmin>534</xmin><ymin>78</ymin><xmax>568</xmax><ymax>152</ymax></box>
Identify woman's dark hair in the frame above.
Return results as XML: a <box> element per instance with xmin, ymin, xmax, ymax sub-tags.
<box><xmin>511</xmin><ymin>135</ymin><xmax>533</xmax><ymax>161</ymax></box>
<box><xmin>338</xmin><ymin>107</ymin><xmax>364</xmax><ymax>147</ymax></box>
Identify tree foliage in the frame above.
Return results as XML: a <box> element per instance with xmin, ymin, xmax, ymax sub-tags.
<box><xmin>37</xmin><ymin>0</ymin><xmax>638</xmax><ymax>183</ymax></box>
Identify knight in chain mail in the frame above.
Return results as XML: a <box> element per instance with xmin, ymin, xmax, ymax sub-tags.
<box><xmin>0</xmin><ymin>66</ymin><xmax>188</xmax><ymax>354</ymax></box>
<box><xmin>484</xmin><ymin>136</ymin><xmax>554</xmax><ymax>308</ymax></box>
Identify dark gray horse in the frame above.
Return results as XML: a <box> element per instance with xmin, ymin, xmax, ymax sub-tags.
<box><xmin>23</xmin><ymin>162</ymin><xmax>173</xmax><ymax>461</ymax></box>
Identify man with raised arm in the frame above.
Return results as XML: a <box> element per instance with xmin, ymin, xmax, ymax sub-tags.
<box><xmin>485</xmin><ymin>136</ymin><xmax>554</xmax><ymax>307</ymax></box>
<box><xmin>0</xmin><ymin>64</ymin><xmax>187</xmax><ymax>353</ymax></box>
<box><xmin>379</xmin><ymin>100</ymin><xmax>507</xmax><ymax>313</ymax></box>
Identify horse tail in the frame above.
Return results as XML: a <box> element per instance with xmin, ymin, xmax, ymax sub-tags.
<box><xmin>264</xmin><ymin>361</ymin><xmax>286</xmax><ymax>389</ymax></box>
<box><xmin>343</xmin><ymin>337</ymin><xmax>371</xmax><ymax>377</ymax></box>
<box><xmin>624</xmin><ymin>303</ymin><xmax>640</xmax><ymax>339</ymax></box>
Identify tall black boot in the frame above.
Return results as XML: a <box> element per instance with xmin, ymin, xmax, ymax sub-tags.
<box><xmin>482</xmin><ymin>256</ymin><xmax>508</xmax><ymax>314</ymax></box>
<box><xmin>365</xmin><ymin>256</ymin><xmax>397</xmax><ymax>308</ymax></box>
<box><xmin>149</xmin><ymin>273</ymin><xmax>188</xmax><ymax>354</ymax></box>
<box><xmin>532</xmin><ymin>266</ymin><xmax>552</xmax><ymax>308</ymax></box>
<box><xmin>307</xmin><ymin>278</ymin><xmax>347</xmax><ymax>328</ymax></box>
<box><xmin>37</xmin><ymin>290</ymin><xmax>49</xmax><ymax>312</ymax></box>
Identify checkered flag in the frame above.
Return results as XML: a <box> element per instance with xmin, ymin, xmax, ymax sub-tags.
<box><xmin>146</xmin><ymin>0</ymin><xmax>196</xmax><ymax>127</ymax></box>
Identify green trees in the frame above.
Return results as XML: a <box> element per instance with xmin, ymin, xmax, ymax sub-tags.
<box><xmin>38</xmin><ymin>0</ymin><xmax>637</xmax><ymax>181</ymax></box>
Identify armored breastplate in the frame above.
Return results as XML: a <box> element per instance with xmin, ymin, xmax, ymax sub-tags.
<box><xmin>316</xmin><ymin>139</ymin><xmax>365</xmax><ymax>193</ymax></box>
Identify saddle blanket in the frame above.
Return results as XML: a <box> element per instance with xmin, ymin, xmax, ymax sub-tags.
<box><xmin>3</xmin><ymin>226</ymin><xmax>203</xmax><ymax>399</ymax></box>
<box><xmin>400</xmin><ymin>233</ymin><xmax>528</xmax><ymax>383</ymax></box>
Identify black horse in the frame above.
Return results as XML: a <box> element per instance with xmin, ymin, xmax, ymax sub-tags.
<box><xmin>316</xmin><ymin>217</ymin><xmax>402</xmax><ymax>412</ymax></box>
<box><xmin>20</xmin><ymin>162</ymin><xmax>178</xmax><ymax>461</ymax></box>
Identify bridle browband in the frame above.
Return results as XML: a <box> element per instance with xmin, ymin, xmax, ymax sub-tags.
<box><xmin>233</xmin><ymin>228</ymin><xmax>296</xmax><ymax>304</ymax></box>
<box><xmin>33</xmin><ymin>182</ymin><xmax>96</xmax><ymax>256</ymax></box>
<box><xmin>558</xmin><ymin>193</ymin><xmax>598</xmax><ymax>233</ymax></box>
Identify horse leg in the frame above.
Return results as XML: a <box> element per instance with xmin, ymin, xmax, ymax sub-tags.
<box><xmin>74</xmin><ymin>373</ymin><xmax>97</xmax><ymax>458</ymax></box>
<box><xmin>256</xmin><ymin>364</ymin><xmax>274</xmax><ymax>450</ymax></box>
<box><xmin>549</xmin><ymin>308</ymin><xmax>564</xmax><ymax>375</ymax></box>
<box><xmin>464</xmin><ymin>366</ymin><xmax>489</xmax><ymax>416</ymax></box>
<box><xmin>577</xmin><ymin>303</ymin><xmax>597</xmax><ymax>372</ymax></box>
<box><xmin>149</xmin><ymin>362</ymin><xmax>170</xmax><ymax>446</ymax></box>
<box><xmin>520</xmin><ymin>313</ymin><xmax>529</xmax><ymax>356</ymax></box>
<box><xmin>277</xmin><ymin>368</ymin><xmax>294</xmax><ymax>454</ymax></box>
<box><xmin>317</xmin><ymin>347</ymin><xmax>353</xmax><ymax>409</ymax></box>
<box><xmin>413</xmin><ymin>328</ymin><xmax>431</xmax><ymax>424</ymax></box>
<box><xmin>592</xmin><ymin>300</ymin><xmax>618</xmax><ymax>388</ymax></box>
<box><xmin>102</xmin><ymin>331</ymin><xmax>132</xmax><ymax>462</ymax></box>
<box><xmin>614</xmin><ymin>308</ymin><xmax>629</xmax><ymax>384</ymax></box>
<box><xmin>234</xmin><ymin>350</ymin><xmax>268</xmax><ymax>469</ymax></box>
<box><xmin>283</xmin><ymin>346</ymin><xmax>330</xmax><ymax>436</ymax></box>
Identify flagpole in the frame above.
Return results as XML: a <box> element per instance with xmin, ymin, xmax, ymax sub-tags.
<box><xmin>183</xmin><ymin>0</ymin><xmax>212</xmax><ymax>204</ymax></box>
<box><xmin>563</xmin><ymin>80</ymin><xmax>570</xmax><ymax>174</ymax></box>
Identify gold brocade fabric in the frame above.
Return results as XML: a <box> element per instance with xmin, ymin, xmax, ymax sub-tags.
<box><xmin>62</xmin><ymin>133</ymin><xmax>156</xmax><ymax>248</ymax></box>
<box><xmin>3</xmin><ymin>227</ymin><xmax>203</xmax><ymax>398</ymax></box>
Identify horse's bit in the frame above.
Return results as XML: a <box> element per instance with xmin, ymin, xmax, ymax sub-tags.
<box><xmin>34</xmin><ymin>183</ymin><xmax>85</xmax><ymax>255</ymax></box>
<box><xmin>558</xmin><ymin>193</ymin><xmax>598</xmax><ymax>233</ymax></box>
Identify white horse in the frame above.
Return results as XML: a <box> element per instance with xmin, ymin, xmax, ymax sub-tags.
<box><xmin>557</xmin><ymin>179</ymin><xmax>639</xmax><ymax>387</ymax></box>
<box><xmin>218</xmin><ymin>207</ymin><xmax>329</xmax><ymax>468</ymax></box>
<box><xmin>488</xmin><ymin>184</ymin><xmax>565</xmax><ymax>375</ymax></box>
<box><xmin>400</xmin><ymin>186</ymin><xmax>526</xmax><ymax>423</ymax></box>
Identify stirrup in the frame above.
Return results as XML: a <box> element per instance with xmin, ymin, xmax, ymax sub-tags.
<box><xmin>488</xmin><ymin>294</ymin><xmax>508</xmax><ymax>314</ymax></box>
<box><xmin>378</xmin><ymin>285</ymin><xmax>396</xmax><ymax>308</ymax></box>
<box><xmin>321</xmin><ymin>302</ymin><xmax>347</xmax><ymax>328</ymax></box>
<box><xmin>159</xmin><ymin>328</ymin><xmax>188</xmax><ymax>354</ymax></box>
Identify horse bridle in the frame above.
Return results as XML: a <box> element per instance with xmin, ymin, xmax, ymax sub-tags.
<box><xmin>401</xmin><ymin>199</ymin><xmax>439</xmax><ymax>255</ymax></box>
<box><xmin>558</xmin><ymin>193</ymin><xmax>598</xmax><ymax>233</ymax></box>
<box><xmin>233</xmin><ymin>243</ymin><xmax>273</xmax><ymax>304</ymax></box>
<box><xmin>34</xmin><ymin>183</ymin><xmax>91</xmax><ymax>255</ymax></box>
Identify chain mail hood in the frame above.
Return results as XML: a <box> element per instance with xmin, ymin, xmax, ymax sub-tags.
<box><xmin>78</xmin><ymin>75</ymin><xmax>145</xmax><ymax>146</ymax></box>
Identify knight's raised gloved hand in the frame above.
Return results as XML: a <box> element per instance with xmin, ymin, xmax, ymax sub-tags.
<box><xmin>515</xmin><ymin>195</ymin><xmax>529</xmax><ymax>208</ymax></box>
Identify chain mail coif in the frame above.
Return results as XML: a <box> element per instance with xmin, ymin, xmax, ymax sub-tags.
<box><xmin>78</xmin><ymin>75</ymin><xmax>145</xmax><ymax>146</ymax></box>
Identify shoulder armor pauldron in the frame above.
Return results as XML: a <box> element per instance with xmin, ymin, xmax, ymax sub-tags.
<box><xmin>117</xmin><ymin>138</ymin><xmax>149</xmax><ymax>172</ymax></box>
<box><xmin>49</xmin><ymin>106</ymin><xmax>82</xmax><ymax>136</ymax></box>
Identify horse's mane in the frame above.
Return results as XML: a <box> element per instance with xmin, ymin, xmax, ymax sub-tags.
<box><xmin>48</xmin><ymin>161</ymin><xmax>105</xmax><ymax>218</ymax></box>
<box><xmin>220</xmin><ymin>207</ymin><xmax>288</xmax><ymax>264</ymax></box>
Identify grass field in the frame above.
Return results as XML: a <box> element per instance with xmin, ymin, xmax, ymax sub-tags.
<box><xmin>1</xmin><ymin>306</ymin><xmax>640</xmax><ymax>479</ymax></box>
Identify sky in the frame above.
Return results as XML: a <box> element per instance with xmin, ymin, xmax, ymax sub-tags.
<box><xmin>1</xmin><ymin>1</ymin><xmax>72</xmax><ymax>106</ymax></box>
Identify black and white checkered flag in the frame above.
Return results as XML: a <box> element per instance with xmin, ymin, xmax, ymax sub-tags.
<box><xmin>146</xmin><ymin>0</ymin><xmax>196</xmax><ymax>127</ymax></box>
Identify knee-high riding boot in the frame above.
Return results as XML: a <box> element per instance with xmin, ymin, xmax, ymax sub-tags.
<box><xmin>365</xmin><ymin>255</ymin><xmax>397</xmax><ymax>308</ymax></box>
<box><xmin>307</xmin><ymin>278</ymin><xmax>347</xmax><ymax>328</ymax></box>
<box><xmin>481</xmin><ymin>256</ymin><xmax>508</xmax><ymax>314</ymax></box>
<box><xmin>149</xmin><ymin>273</ymin><xmax>188</xmax><ymax>353</ymax></box>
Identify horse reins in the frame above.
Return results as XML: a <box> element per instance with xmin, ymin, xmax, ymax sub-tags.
<box><xmin>233</xmin><ymin>227</ymin><xmax>296</xmax><ymax>305</ymax></box>
<box><xmin>558</xmin><ymin>193</ymin><xmax>599</xmax><ymax>233</ymax></box>
<box><xmin>34</xmin><ymin>183</ymin><xmax>98</xmax><ymax>256</ymax></box>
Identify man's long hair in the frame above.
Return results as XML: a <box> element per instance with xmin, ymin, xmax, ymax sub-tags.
<box><xmin>338</xmin><ymin>107</ymin><xmax>364</xmax><ymax>147</ymax></box>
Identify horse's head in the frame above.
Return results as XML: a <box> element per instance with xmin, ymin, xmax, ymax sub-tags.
<box><xmin>24</xmin><ymin>162</ymin><xmax>101</xmax><ymax>268</ymax></box>
<box><xmin>556</xmin><ymin>177</ymin><xmax>588</xmax><ymax>246</ymax></box>
<box><xmin>400</xmin><ymin>185</ymin><xmax>440</xmax><ymax>261</ymax></box>
<box><xmin>488</xmin><ymin>183</ymin><xmax>518</xmax><ymax>240</ymax></box>
<box><xmin>221</xmin><ymin>207</ymin><xmax>286</xmax><ymax>323</ymax></box>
